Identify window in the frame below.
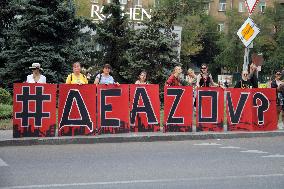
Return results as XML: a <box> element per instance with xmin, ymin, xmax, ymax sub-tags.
<box><xmin>218</xmin><ymin>23</ymin><xmax>225</xmax><ymax>32</ymax></box>
<box><xmin>107</xmin><ymin>0</ymin><xmax>112</xmax><ymax>3</ymax></box>
<box><xmin>219</xmin><ymin>0</ymin><xmax>226</xmax><ymax>11</ymax></box>
<box><xmin>259</xmin><ymin>1</ymin><xmax>266</xmax><ymax>13</ymax></box>
<box><xmin>239</xmin><ymin>1</ymin><xmax>244</xmax><ymax>12</ymax></box>
<box><xmin>91</xmin><ymin>0</ymin><xmax>99</xmax><ymax>3</ymax></box>
<box><xmin>120</xmin><ymin>0</ymin><xmax>127</xmax><ymax>5</ymax></box>
<box><xmin>204</xmin><ymin>3</ymin><xmax>210</xmax><ymax>15</ymax></box>
<box><xmin>134</xmin><ymin>0</ymin><xmax>142</xmax><ymax>7</ymax></box>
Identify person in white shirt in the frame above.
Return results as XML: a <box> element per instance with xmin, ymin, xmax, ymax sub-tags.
<box><xmin>94</xmin><ymin>64</ymin><xmax>119</xmax><ymax>85</ymax></box>
<box><xmin>26</xmin><ymin>63</ymin><xmax>46</xmax><ymax>83</ymax></box>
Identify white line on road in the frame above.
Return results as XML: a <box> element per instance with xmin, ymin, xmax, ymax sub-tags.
<box><xmin>262</xmin><ymin>154</ymin><xmax>284</xmax><ymax>158</ymax></box>
<box><xmin>0</xmin><ymin>158</ymin><xmax>8</xmax><ymax>167</ymax></box>
<box><xmin>193</xmin><ymin>143</ymin><xmax>222</xmax><ymax>146</ymax></box>
<box><xmin>1</xmin><ymin>173</ymin><xmax>284</xmax><ymax>189</ymax></box>
<box><xmin>240</xmin><ymin>150</ymin><xmax>269</xmax><ymax>154</ymax></box>
<box><xmin>220</xmin><ymin>146</ymin><xmax>241</xmax><ymax>149</ymax></box>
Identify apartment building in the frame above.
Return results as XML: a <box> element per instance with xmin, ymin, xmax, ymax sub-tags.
<box><xmin>208</xmin><ymin>0</ymin><xmax>283</xmax><ymax>32</ymax></box>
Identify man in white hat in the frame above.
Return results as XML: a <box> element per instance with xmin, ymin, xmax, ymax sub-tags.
<box><xmin>26</xmin><ymin>63</ymin><xmax>46</xmax><ymax>83</ymax></box>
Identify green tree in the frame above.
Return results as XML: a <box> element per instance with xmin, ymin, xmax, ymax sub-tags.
<box><xmin>93</xmin><ymin>0</ymin><xmax>130</xmax><ymax>83</ymax></box>
<box><xmin>0</xmin><ymin>0</ymin><xmax>89</xmax><ymax>91</ymax></box>
<box><xmin>0</xmin><ymin>0</ymin><xmax>20</xmax><ymax>69</ymax></box>
<box><xmin>214</xmin><ymin>9</ymin><xmax>245</xmax><ymax>73</ymax></box>
<box><xmin>253</xmin><ymin>4</ymin><xmax>284</xmax><ymax>76</ymax></box>
<box><xmin>159</xmin><ymin>0</ymin><xmax>220</xmax><ymax>71</ymax></box>
<box><xmin>120</xmin><ymin>9</ymin><xmax>179</xmax><ymax>85</ymax></box>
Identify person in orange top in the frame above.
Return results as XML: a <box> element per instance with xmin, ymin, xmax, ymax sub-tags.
<box><xmin>66</xmin><ymin>62</ymin><xmax>88</xmax><ymax>85</ymax></box>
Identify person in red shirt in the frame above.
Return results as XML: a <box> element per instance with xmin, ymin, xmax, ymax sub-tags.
<box><xmin>166</xmin><ymin>66</ymin><xmax>182</xmax><ymax>86</ymax></box>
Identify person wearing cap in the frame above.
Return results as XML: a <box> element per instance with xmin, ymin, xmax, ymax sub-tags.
<box><xmin>94</xmin><ymin>64</ymin><xmax>119</xmax><ymax>85</ymax></box>
<box><xmin>271</xmin><ymin>71</ymin><xmax>284</xmax><ymax>126</ymax></box>
<box><xmin>66</xmin><ymin>62</ymin><xmax>88</xmax><ymax>85</ymax></box>
<box><xmin>26</xmin><ymin>63</ymin><xmax>46</xmax><ymax>83</ymax></box>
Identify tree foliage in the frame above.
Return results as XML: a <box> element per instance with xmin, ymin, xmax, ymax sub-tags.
<box><xmin>93</xmin><ymin>0</ymin><xmax>130</xmax><ymax>82</ymax></box>
<box><xmin>0</xmin><ymin>0</ymin><xmax>90</xmax><ymax>91</ymax></box>
<box><xmin>253</xmin><ymin>4</ymin><xmax>284</xmax><ymax>76</ymax></box>
<box><xmin>120</xmin><ymin>9</ymin><xmax>179</xmax><ymax>85</ymax></box>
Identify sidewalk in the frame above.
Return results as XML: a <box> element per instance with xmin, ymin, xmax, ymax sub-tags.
<box><xmin>1</xmin><ymin>129</ymin><xmax>284</xmax><ymax>147</ymax></box>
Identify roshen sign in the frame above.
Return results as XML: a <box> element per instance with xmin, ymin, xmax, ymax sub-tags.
<box><xmin>91</xmin><ymin>4</ymin><xmax>152</xmax><ymax>21</ymax></box>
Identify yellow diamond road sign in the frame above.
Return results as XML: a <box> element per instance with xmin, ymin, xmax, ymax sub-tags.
<box><xmin>237</xmin><ymin>17</ymin><xmax>260</xmax><ymax>47</ymax></box>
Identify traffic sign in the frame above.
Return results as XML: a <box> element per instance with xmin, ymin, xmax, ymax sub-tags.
<box><xmin>237</xmin><ymin>17</ymin><xmax>260</xmax><ymax>47</ymax></box>
<box><xmin>245</xmin><ymin>0</ymin><xmax>259</xmax><ymax>14</ymax></box>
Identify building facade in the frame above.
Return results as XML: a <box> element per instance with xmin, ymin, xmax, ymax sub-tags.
<box><xmin>207</xmin><ymin>0</ymin><xmax>284</xmax><ymax>32</ymax></box>
<box><xmin>75</xmin><ymin>0</ymin><xmax>283</xmax><ymax>32</ymax></box>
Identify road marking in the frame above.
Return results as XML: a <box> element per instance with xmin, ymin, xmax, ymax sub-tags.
<box><xmin>1</xmin><ymin>174</ymin><xmax>284</xmax><ymax>189</ymax></box>
<box><xmin>194</xmin><ymin>143</ymin><xmax>221</xmax><ymax>146</ymax></box>
<box><xmin>220</xmin><ymin>146</ymin><xmax>241</xmax><ymax>149</ymax></box>
<box><xmin>262</xmin><ymin>154</ymin><xmax>284</xmax><ymax>158</ymax></box>
<box><xmin>0</xmin><ymin>158</ymin><xmax>8</xmax><ymax>167</ymax></box>
<box><xmin>240</xmin><ymin>150</ymin><xmax>269</xmax><ymax>154</ymax></box>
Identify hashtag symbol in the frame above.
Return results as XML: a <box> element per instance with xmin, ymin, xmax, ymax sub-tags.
<box><xmin>15</xmin><ymin>86</ymin><xmax>51</xmax><ymax>127</ymax></box>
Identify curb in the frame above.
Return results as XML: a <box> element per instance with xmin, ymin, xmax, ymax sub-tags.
<box><xmin>1</xmin><ymin>130</ymin><xmax>284</xmax><ymax>147</ymax></box>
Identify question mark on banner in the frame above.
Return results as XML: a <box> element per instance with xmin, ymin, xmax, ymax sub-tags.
<box><xmin>253</xmin><ymin>92</ymin><xmax>269</xmax><ymax>125</ymax></box>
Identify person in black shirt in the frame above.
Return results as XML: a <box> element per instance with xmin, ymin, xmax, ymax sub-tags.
<box><xmin>249</xmin><ymin>63</ymin><xmax>258</xmax><ymax>88</ymax></box>
<box><xmin>196</xmin><ymin>64</ymin><xmax>218</xmax><ymax>87</ymax></box>
<box><xmin>271</xmin><ymin>71</ymin><xmax>284</xmax><ymax>127</ymax></box>
<box><xmin>235</xmin><ymin>71</ymin><xmax>253</xmax><ymax>88</ymax></box>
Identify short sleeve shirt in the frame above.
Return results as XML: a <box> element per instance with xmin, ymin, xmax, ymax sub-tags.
<box><xmin>26</xmin><ymin>74</ymin><xmax>46</xmax><ymax>83</ymax></box>
<box><xmin>65</xmin><ymin>73</ymin><xmax>88</xmax><ymax>84</ymax></box>
<box><xmin>96</xmin><ymin>74</ymin><xmax>114</xmax><ymax>84</ymax></box>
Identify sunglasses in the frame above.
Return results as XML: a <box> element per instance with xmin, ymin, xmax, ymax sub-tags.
<box><xmin>276</xmin><ymin>73</ymin><xmax>281</xmax><ymax>75</ymax></box>
<box><xmin>201</xmin><ymin>67</ymin><xmax>207</xmax><ymax>70</ymax></box>
<box><xmin>243</xmin><ymin>74</ymin><xmax>248</xmax><ymax>76</ymax></box>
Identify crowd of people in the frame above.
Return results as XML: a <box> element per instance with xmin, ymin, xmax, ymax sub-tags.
<box><xmin>25</xmin><ymin>61</ymin><xmax>284</xmax><ymax>124</ymax></box>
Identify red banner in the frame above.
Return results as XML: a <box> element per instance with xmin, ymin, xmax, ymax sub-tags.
<box><xmin>196</xmin><ymin>87</ymin><xmax>224</xmax><ymax>132</ymax></box>
<box><xmin>226</xmin><ymin>88</ymin><xmax>277</xmax><ymax>131</ymax></box>
<box><xmin>251</xmin><ymin>88</ymin><xmax>277</xmax><ymax>131</ymax></box>
<box><xmin>97</xmin><ymin>84</ymin><xmax>130</xmax><ymax>134</ymax></box>
<box><xmin>13</xmin><ymin>83</ymin><xmax>57</xmax><ymax>138</ymax></box>
<box><xmin>130</xmin><ymin>84</ymin><xmax>160</xmax><ymax>132</ymax></box>
<box><xmin>164</xmin><ymin>86</ymin><xmax>193</xmax><ymax>132</ymax></box>
<box><xmin>58</xmin><ymin>84</ymin><xmax>96</xmax><ymax>136</ymax></box>
<box><xmin>226</xmin><ymin>89</ymin><xmax>253</xmax><ymax>131</ymax></box>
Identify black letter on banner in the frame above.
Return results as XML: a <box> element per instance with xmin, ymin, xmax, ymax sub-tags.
<box><xmin>16</xmin><ymin>86</ymin><xmax>51</xmax><ymax>127</ymax></box>
<box><xmin>100</xmin><ymin>89</ymin><xmax>121</xmax><ymax>127</ymax></box>
<box><xmin>253</xmin><ymin>92</ymin><xmax>269</xmax><ymax>125</ymax></box>
<box><xmin>59</xmin><ymin>90</ymin><xmax>93</xmax><ymax>131</ymax></box>
<box><xmin>227</xmin><ymin>92</ymin><xmax>249</xmax><ymax>124</ymax></box>
<box><xmin>130</xmin><ymin>87</ymin><xmax>158</xmax><ymax>125</ymax></box>
<box><xmin>198</xmin><ymin>91</ymin><xmax>218</xmax><ymax>123</ymax></box>
<box><xmin>167</xmin><ymin>88</ymin><xmax>184</xmax><ymax>124</ymax></box>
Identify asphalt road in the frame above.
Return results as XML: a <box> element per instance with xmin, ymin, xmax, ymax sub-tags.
<box><xmin>0</xmin><ymin>137</ymin><xmax>284</xmax><ymax>189</ymax></box>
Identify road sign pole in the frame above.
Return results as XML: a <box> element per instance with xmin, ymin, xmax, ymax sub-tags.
<box><xmin>243</xmin><ymin>42</ymin><xmax>253</xmax><ymax>71</ymax></box>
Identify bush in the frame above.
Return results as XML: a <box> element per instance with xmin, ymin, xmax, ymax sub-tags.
<box><xmin>0</xmin><ymin>88</ymin><xmax>12</xmax><ymax>104</ymax></box>
<box><xmin>0</xmin><ymin>103</ymin><xmax>13</xmax><ymax>119</ymax></box>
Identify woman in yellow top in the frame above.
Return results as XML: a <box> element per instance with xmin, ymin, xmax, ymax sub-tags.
<box><xmin>66</xmin><ymin>62</ymin><xmax>88</xmax><ymax>84</ymax></box>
